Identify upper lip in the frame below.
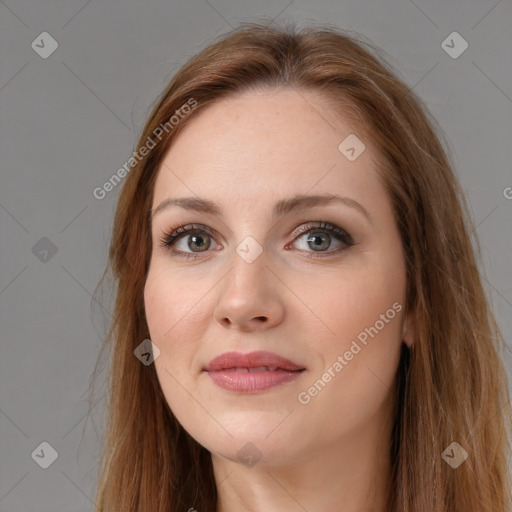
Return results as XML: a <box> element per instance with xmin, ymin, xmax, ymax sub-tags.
<box><xmin>203</xmin><ymin>351</ymin><xmax>305</xmax><ymax>372</ymax></box>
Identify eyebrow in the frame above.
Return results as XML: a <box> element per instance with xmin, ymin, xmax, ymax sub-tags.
<box><xmin>150</xmin><ymin>193</ymin><xmax>372</xmax><ymax>225</ymax></box>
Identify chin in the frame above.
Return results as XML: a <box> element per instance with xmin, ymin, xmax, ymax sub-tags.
<box><xmin>181</xmin><ymin>415</ymin><xmax>306</xmax><ymax>468</ymax></box>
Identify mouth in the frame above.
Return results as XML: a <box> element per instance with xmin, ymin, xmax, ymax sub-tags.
<box><xmin>203</xmin><ymin>350</ymin><xmax>305</xmax><ymax>372</ymax></box>
<box><xmin>211</xmin><ymin>366</ymin><xmax>300</xmax><ymax>372</ymax></box>
<box><xmin>203</xmin><ymin>351</ymin><xmax>306</xmax><ymax>393</ymax></box>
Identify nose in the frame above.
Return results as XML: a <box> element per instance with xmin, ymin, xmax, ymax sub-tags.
<box><xmin>213</xmin><ymin>248</ymin><xmax>285</xmax><ymax>332</ymax></box>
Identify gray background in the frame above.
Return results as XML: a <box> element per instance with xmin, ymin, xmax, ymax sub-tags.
<box><xmin>1</xmin><ymin>1</ymin><xmax>511</xmax><ymax>510</ymax></box>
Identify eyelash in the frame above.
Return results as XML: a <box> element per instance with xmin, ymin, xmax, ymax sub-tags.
<box><xmin>157</xmin><ymin>221</ymin><xmax>356</xmax><ymax>260</ymax></box>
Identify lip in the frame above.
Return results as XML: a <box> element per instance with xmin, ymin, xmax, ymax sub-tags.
<box><xmin>203</xmin><ymin>351</ymin><xmax>306</xmax><ymax>393</ymax></box>
<box><xmin>203</xmin><ymin>350</ymin><xmax>305</xmax><ymax>372</ymax></box>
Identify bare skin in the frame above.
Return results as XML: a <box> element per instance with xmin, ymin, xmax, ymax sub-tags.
<box><xmin>144</xmin><ymin>87</ymin><xmax>415</xmax><ymax>512</ymax></box>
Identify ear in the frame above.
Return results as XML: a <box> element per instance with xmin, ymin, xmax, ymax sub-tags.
<box><xmin>401</xmin><ymin>307</ymin><xmax>416</xmax><ymax>349</ymax></box>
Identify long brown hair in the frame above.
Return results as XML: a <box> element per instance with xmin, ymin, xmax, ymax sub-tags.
<box><xmin>88</xmin><ymin>20</ymin><xmax>512</xmax><ymax>511</ymax></box>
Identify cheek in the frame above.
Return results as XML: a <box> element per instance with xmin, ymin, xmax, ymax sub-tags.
<box><xmin>143</xmin><ymin>266</ymin><xmax>209</xmax><ymax>402</ymax></box>
<box><xmin>298</xmin><ymin>252</ymin><xmax>405</xmax><ymax>394</ymax></box>
<box><xmin>144</xmin><ymin>274</ymin><xmax>190</xmax><ymax>421</ymax></box>
<box><xmin>298</xmin><ymin>248</ymin><xmax>405</xmax><ymax>340</ymax></box>
<box><xmin>144</xmin><ymin>265</ymin><xmax>200</xmax><ymax>340</ymax></box>
<box><xmin>296</xmin><ymin>294</ymin><xmax>403</xmax><ymax>439</ymax></box>
<box><xmin>144</xmin><ymin>271</ymin><xmax>189</xmax><ymax>377</ymax></box>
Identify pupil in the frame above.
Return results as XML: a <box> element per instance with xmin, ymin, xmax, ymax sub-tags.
<box><xmin>189</xmin><ymin>233</ymin><xmax>209</xmax><ymax>251</ymax></box>
<box><xmin>308</xmin><ymin>232</ymin><xmax>330</xmax><ymax>251</ymax></box>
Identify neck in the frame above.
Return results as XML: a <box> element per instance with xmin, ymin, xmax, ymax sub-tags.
<box><xmin>212</xmin><ymin>414</ymin><xmax>394</xmax><ymax>512</ymax></box>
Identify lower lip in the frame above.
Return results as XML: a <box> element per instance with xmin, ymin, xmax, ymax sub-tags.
<box><xmin>204</xmin><ymin>369</ymin><xmax>304</xmax><ymax>392</ymax></box>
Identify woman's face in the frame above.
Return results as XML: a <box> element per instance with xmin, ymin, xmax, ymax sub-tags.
<box><xmin>144</xmin><ymin>87</ymin><xmax>411</xmax><ymax>467</ymax></box>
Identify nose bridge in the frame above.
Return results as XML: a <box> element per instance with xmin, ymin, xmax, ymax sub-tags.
<box><xmin>213</xmin><ymin>236</ymin><xmax>284</xmax><ymax>329</ymax></box>
<box><xmin>227</xmin><ymin>234</ymin><xmax>269</xmax><ymax>294</ymax></box>
<box><xmin>235</xmin><ymin>233</ymin><xmax>266</xmax><ymax>266</ymax></box>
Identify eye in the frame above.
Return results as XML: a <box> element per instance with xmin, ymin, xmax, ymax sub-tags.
<box><xmin>288</xmin><ymin>221</ymin><xmax>355</xmax><ymax>258</ymax></box>
<box><xmin>157</xmin><ymin>221</ymin><xmax>355</xmax><ymax>260</ymax></box>
<box><xmin>158</xmin><ymin>223</ymin><xmax>216</xmax><ymax>260</ymax></box>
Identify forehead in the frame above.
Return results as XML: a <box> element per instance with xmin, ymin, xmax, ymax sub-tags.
<box><xmin>152</xmin><ymin>88</ymin><xmax>384</xmax><ymax>216</ymax></box>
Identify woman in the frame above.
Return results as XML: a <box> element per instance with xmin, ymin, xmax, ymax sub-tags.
<box><xmin>90</xmin><ymin>20</ymin><xmax>512</xmax><ymax>511</ymax></box>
